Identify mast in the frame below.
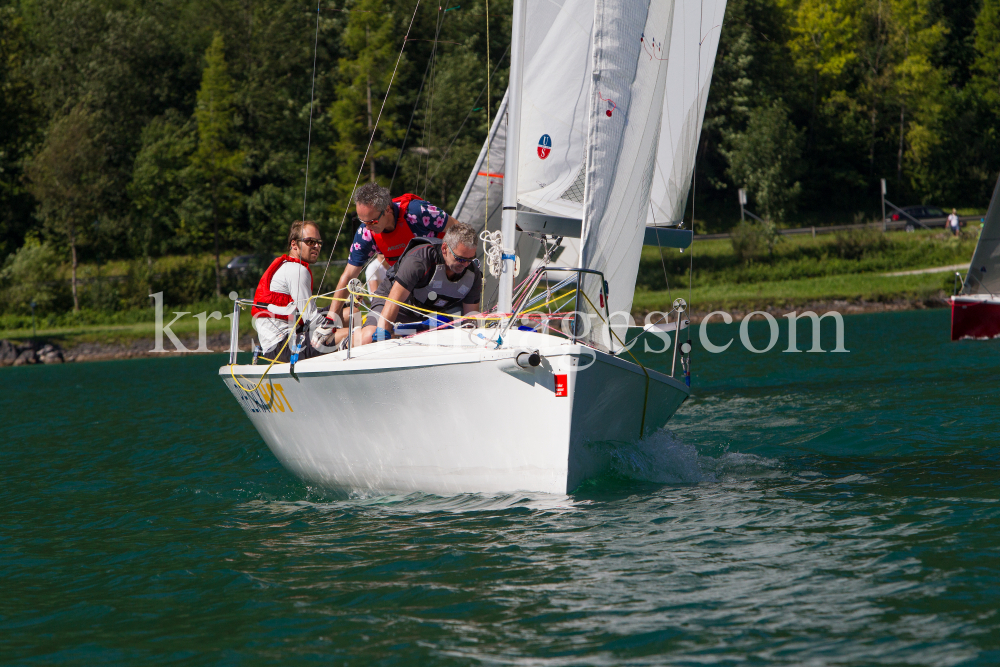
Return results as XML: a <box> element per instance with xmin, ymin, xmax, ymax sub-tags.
<box><xmin>498</xmin><ymin>0</ymin><xmax>527</xmax><ymax>315</ymax></box>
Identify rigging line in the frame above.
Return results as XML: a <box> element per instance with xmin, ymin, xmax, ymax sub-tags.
<box><xmin>316</xmin><ymin>0</ymin><xmax>424</xmax><ymax>295</ymax></box>
<box><xmin>419</xmin><ymin>8</ymin><xmax>446</xmax><ymax>197</ymax></box>
<box><xmin>481</xmin><ymin>0</ymin><xmax>490</xmax><ymax>307</ymax></box>
<box><xmin>413</xmin><ymin>8</ymin><xmax>445</xmax><ymax>194</ymax></box>
<box><xmin>302</xmin><ymin>0</ymin><xmax>323</xmax><ymax>220</ymax></box>
<box><xmin>423</xmin><ymin>44</ymin><xmax>509</xmax><ymax>192</ymax></box>
<box><xmin>652</xmin><ymin>207</ymin><xmax>671</xmax><ymax>305</ymax></box>
<box><xmin>389</xmin><ymin>6</ymin><xmax>446</xmax><ymax>192</ymax></box>
<box><xmin>688</xmin><ymin>0</ymin><xmax>704</xmax><ymax>339</ymax></box>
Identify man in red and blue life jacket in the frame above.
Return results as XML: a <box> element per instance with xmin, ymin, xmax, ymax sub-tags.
<box><xmin>327</xmin><ymin>183</ymin><xmax>461</xmax><ymax>331</ymax></box>
<box><xmin>252</xmin><ymin>220</ymin><xmax>331</xmax><ymax>361</ymax></box>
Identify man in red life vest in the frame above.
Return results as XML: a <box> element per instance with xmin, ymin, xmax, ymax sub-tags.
<box><xmin>252</xmin><ymin>220</ymin><xmax>332</xmax><ymax>362</ymax></box>
<box><xmin>327</xmin><ymin>183</ymin><xmax>460</xmax><ymax>335</ymax></box>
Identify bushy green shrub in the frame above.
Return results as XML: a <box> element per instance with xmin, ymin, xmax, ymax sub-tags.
<box><xmin>0</xmin><ymin>240</ymin><xmax>71</xmax><ymax>315</ymax></box>
<box><xmin>832</xmin><ymin>226</ymin><xmax>891</xmax><ymax>260</ymax></box>
<box><xmin>730</xmin><ymin>219</ymin><xmax>782</xmax><ymax>262</ymax></box>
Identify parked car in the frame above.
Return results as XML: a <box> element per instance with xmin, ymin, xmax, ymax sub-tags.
<box><xmin>889</xmin><ymin>205</ymin><xmax>947</xmax><ymax>231</ymax></box>
<box><xmin>226</xmin><ymin>254</ymin><xmax>278</xmax><ymax>273</ymax></box>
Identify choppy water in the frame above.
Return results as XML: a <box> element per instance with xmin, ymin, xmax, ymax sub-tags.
<box><xmin>3</xmin><ymin>308</ymin><xmax>998</xmax><ymax>665</ymax></box>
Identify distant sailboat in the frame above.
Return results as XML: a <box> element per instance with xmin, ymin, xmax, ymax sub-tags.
<box><xmin>952</xmin><ymin>176</ymin><xmax>1000</xmax><ymax>340</ymax></box>
<box><xmin>220</xmin><ymin>0</ymin><xmax>727</xmax><ymax>495</ymax></box>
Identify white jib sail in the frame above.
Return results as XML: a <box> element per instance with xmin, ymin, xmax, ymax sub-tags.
<box><xmin>964</xmin><ymin>175</ymin><xmax>1000</xmax><ymax>297</ymax></box>
<box><xmin>647</xmin><ymin>0</ymin><xmax>728</xmax><ymax>226</ymax></box>
<box><xmin>579</xmin><ymin>0</ymin><xmax>676</xmax><ymax>325</ymax></box>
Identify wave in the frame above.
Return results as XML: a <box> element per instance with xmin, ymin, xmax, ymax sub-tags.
<box><xmin>603</xmin><ymin>428</ymin><xmax>782</xmax><ymax>485</ymax></box>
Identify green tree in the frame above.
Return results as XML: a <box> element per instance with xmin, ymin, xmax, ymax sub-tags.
<box><xmin>189</xmin><ymin>32</ymin><xmax>244</xmax><ymax>297</ymax></box>
<box><xmin>0</xmin><ymin>237</ymin><xmax>68</xmax><ymax>314</ymax></box>
<box><xmin>25</xmin><ymin>106</ymin><xmax>110</xmax><ymax>311</ymax></box>
<box><xmin>786</xmin><ymin>0</ymin><xmax>859</xmax><ymax>145</ymax></box>
<box><xmin>724</xmin><ymin>102</ymin><xmax>804</xmax><ymax>222</ymax></box>
<box><xmin>329</xmin><ymin>0</ymin><xmax>409</xmax><ymax>208</ymax></box>
<box><xmin>0</xmin><ymin>6</ymin><xmax>38</xmax><ymax>258</ymax></box>
<box><xmin>128</xmin><ymin>110</ymin><xmax>196</xmax><ymax>259</ymax></box>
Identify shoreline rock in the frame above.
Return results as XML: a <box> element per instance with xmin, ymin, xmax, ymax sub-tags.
<box><xmin>1</xmin><ymin>339</ymin><xmax>65</xmax><ymax>366</ymax></box>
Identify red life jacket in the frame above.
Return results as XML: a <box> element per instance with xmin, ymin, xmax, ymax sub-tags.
<box><xmin>372</xmin><ymin>193</ymin><xmax>446</xmax><ymax>266</ymax></box>
<box><xmin>251</xmin><ymin>255</ymin><xmax>313</xmax><ymax>319</ymax></box>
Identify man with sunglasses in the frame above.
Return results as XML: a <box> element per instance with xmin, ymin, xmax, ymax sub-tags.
<box><xmin>327</xmin><ymin>183</ymin><xmax>460</xmax><ymax>333</ymax></box>
<box><xmin>358</xmin><ymin>222</ymin><xmax>482</xmax><ymax>345</ymax></box>
<box><xmin>251</xmin><ymin>220</ymin><xmax>331</xmax><ymax>362</ymax></box>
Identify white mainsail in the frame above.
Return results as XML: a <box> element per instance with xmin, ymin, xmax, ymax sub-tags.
<box><xmin>452</xmin><ymin>91</ymin><xmax>507</xmax><ymax>233</ymax></box>
<box><xmin>455</xmin><ymin>0</ymin><xmax>727</xmax><ymax>319</ymax></box>
<box><xmin>963</xmin><ymin>175</ymin><xmax>1000</xmax><ymax>296</ymax></box>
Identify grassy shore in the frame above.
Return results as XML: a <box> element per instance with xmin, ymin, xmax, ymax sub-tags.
<box><xmin>0</xmin><ymin>226</ymin><xmax>976</xmax><ymax>352</ymax></box>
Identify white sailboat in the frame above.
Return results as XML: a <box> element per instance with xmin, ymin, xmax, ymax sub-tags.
<box><xmin>220</xmin><ymin>0</ymin><xmax>727</xmax><ymax>495</ymax></box>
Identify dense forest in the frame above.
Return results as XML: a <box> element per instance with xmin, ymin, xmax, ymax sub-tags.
<box><xmin>0</xmin><ymin>0</ymin><xmax>998</xmax><ymax>315</ymax></box>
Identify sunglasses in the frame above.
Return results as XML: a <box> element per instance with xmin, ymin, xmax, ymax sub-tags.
<box><xmin>447</xmin><ymin>244</ymin><xmax>476</xmax><ymax>263</ymax></box>
<box><xmin>358</xmin><ymin>208</ymin><xmax>388</xmax><ymax>226</ymax></box>
<box><xmin>298</xmin><ymin>237</ymin><xmax>323</xmax><ymax>248</ymax></box>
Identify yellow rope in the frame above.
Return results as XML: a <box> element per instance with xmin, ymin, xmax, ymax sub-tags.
<box><xmin>230</xmin><ymin>286</ymin><xmax>583</xmax><ymax>394</ymax></box>
<box><xmin>351</xmin><ymin>285</ymin><xmax>575</xmax><ymax>324</ymax></box>
<box><xmin>229</xmin><ymin>291</ymin><xmax>348</xmax><ymax>393</ymax></box>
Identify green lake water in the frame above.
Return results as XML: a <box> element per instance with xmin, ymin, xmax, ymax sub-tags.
<box><xmin>2</xmin><ymin>308</ymin><xmax>998</xmax><ymax>665</ymax></box>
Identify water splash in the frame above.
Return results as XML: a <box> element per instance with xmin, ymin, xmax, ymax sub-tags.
<box><xmin>604</xmin><ymin>429</ymin><xmax>782</xmax><ymax>485</ymax></box>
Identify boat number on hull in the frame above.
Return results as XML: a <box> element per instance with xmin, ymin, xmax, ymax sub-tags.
<box><xmin>232</xmin><ymin>382</ymin><xmax>294</xmax><ymax>414</ymax></box>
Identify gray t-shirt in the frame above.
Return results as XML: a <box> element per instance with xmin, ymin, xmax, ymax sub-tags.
<box><xmin>376</xmin><ymin>244</ymin><xmax>482</xmax><ymax>305</ymax></box>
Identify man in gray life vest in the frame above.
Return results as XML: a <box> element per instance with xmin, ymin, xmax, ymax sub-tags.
<box><xmin>358</xmin><ymin>222</ymin><xmax>483</xmax><ymax>345</ymax></box>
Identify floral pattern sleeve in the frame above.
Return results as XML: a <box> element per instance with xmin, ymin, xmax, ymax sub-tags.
<box><xmin>347</xmin><ymin>225</ymin><xmax>377</xmax><ymax>267</ymax></box>
<box><xmin>404</xmin><ymin>200</ymin><xmax>449</xmax><ymax>236</ymax></box>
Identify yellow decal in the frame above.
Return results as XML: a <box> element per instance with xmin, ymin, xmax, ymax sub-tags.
<box><xmin>232</xmin><ymin>380</ymin><xmax>294</xmax><ymax>414</ymax></box>
<box><xmin>274</xmin><ymin>384</ymin><xmax>294</xmax><ymax>412</ymax></box>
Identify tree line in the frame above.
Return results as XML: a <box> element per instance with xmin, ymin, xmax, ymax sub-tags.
<box><xmin>0</xmin><ymin>0</ymin><xmax>996</xmax><ymax>315</ymax></box>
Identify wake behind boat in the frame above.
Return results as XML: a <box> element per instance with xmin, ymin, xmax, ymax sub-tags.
<box><xmin>220</xmin><ymin>0</ymin><xmax>727</xmax><ymax>494</ymax></box>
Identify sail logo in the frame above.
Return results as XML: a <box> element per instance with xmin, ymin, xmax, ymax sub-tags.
<box><xmin>537</xmin><ymin>134</ymin><xmax>551</xmax><ymax>160</ymax></box>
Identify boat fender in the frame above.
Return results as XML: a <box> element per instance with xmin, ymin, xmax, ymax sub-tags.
<box><xmin>516</xmin><ymin>349</ymin><xmax>541</xmax><ymax>369</ymax></box>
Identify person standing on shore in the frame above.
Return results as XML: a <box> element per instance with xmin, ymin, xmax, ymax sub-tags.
<box><xmin>948</xmin><ymin>209</ymin><xmax>961</xmax><ymax>236</ymax></box>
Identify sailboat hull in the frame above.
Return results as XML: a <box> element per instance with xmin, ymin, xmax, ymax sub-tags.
<box><xmin>950</xmin><ymin>296</ymin><xmax>1000</xmax><ymax>340</ymax></box>
<box><xmin>220</xmin><ymin>333</ymin><xmax>688</xmax><ymax>495</ymax></box>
